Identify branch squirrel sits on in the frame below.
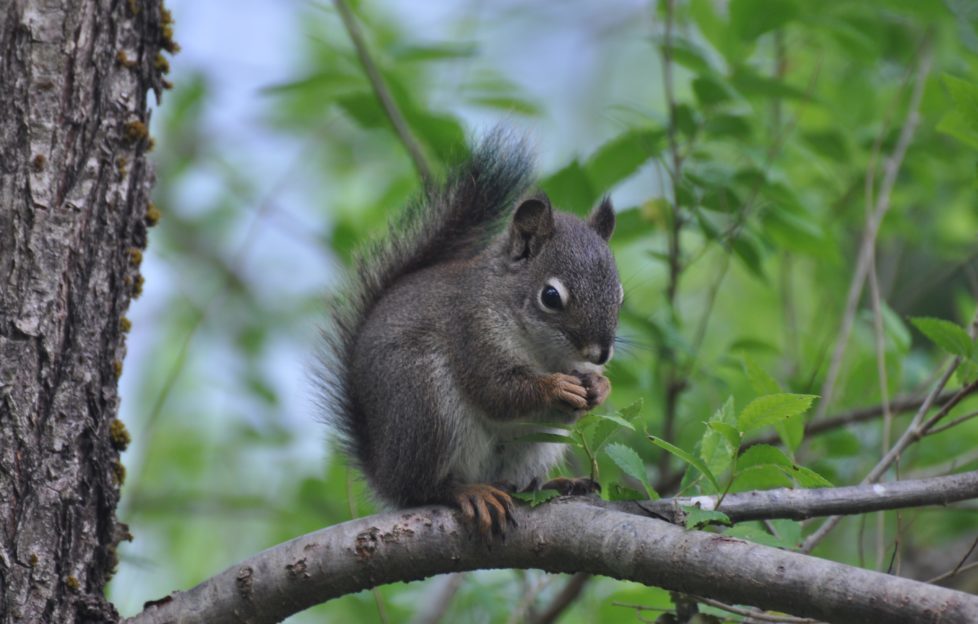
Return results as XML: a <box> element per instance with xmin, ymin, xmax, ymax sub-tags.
<box><xmin>320</xmin><ymin>131</ymin><xmax>623</xmax><ymax>537</ymax></box>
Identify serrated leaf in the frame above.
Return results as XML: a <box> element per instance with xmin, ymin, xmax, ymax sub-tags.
<box><xmin>775</xmin><ymin>413</ymin><xmax>806</xmax><ymax>453</ymax></box>
<box><xmin>731</xmin><ymin>464</ymin><xmax>793</xmax><ymax>491</ymax></box>
<box><xmin>709</xmin><ymin>422</ymin><xmax>742</xmax><ymax>449</ymax></box>
<box><xmin>741</xmin><ymin>358</ymin><xmax>781</xmax><ymax>395</ymax></box>
<box><xmin>700</xmin><ymin>397</ymin><xmax>739</xmax><ymax>476</ymax></box>
<box><xmin>512</xmin><ymin>489</ymin><xmax>560</xmax><ymax>507</ymax></box>
<box><xmin>682</xmin><ymin>505</ymin><xmax>732</xmax><ymax>529</ymax></box>
<box><xmin>737</xmin><ymin>444</ymin><xmax>792</xmax><ymax>469</ymax></box>
<box><xmin>738</xmin><ymin>394</ymin><xmax>817</xmax><ymax>433</ymax></box>
<box><xmin>649</xmin><ymin>436</ymin><xmax>720</xmax><ymax>491</ymax></box>
<box><xmin>910</xmin><ymin>317</ymin><xmax>974</xmax><ymax>358</ymax></box>
<box><xmin>786</xmin><ymin>464</ymin><xmax>833</xmax><ymax>488</ymax></box>
<box><xmin>606</xmin><ymin>443</ymin><xmax>657</xmax><ymax>499</ymax></box>
<box><xmin>619</xmin><ymin>398</ymin><xmax>644</xmax><ymax>422</ymax></box>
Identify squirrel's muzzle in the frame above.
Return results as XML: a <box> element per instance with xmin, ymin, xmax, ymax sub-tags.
<box><xmin>582</xmin><ymin>343</ymin><xmax>614</xmax><ymax>365</ymax></box>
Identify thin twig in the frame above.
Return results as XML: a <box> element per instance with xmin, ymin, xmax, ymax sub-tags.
<box><xmin>529</xmin><ymin>573</ymin><xmax>591</xmax><ymax>624</ymax></box>
<box><xmin>746</xmin><ymin>391</ymin><xmax>957</xmax><ymax>448</ymax></box>
<box><xmin>927</xmin><ymin>560</ymin><xmax>978</xmax><ymax>585</ymax></box>
<box><xmin>802</xmin><ymin>308</ymin><xmax>978</xmax><ymax>553</ymax></box>
<box><xmin>656</xmin><ymin>0</ymin><xmax>685</xmax><ymax>480</ymax></box>
<box><xmin>333</xmin><ymin>0</ymin><xmax>433</xmax><ymax>185</ymax></box>
<box><xmin>691</xmin><ymin>595</ymin><xmax>818</xmax><ymax>623</ymax></box>
<box><xmin>811</xmin><ymin>43</ymin><xmax>932</xmax><ymax>425</ymax></box>
<box><xmin>925</xmin><ymin>410</ymin><xmax>978</xmax><ymax>437</ymax></box>
<box><xmin>927</xmin><ymin>537</ymin><xmax>978</xmax><ymax>585</ymax></box>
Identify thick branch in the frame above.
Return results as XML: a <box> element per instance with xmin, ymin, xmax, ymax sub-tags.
<box><xmin>126</xmin><ymin>489</ymin><xmax>978</xmax><ymax>624</ymax></box>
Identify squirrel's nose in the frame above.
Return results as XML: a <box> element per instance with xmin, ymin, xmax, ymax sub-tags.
<box><xmin>583</xmin><ymin>343</ymin><xmax>614</xmax><ymax>365</ymax></box>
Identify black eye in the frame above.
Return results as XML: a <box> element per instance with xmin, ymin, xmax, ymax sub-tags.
<box><xmin>541</xmin><ymin>285</ymin><xmax>563</xmax><ymax>310</ymax></box>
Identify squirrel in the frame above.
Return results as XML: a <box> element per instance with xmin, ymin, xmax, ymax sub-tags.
<box><xmin>320</xmin><ymin>131</ymin><xmax>623</xmax><ymax>537</ymax></box>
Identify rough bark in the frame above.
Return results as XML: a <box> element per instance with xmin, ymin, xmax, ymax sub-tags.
<box><xmin>125</xmin><ymin>498</ymin><xmax>978</xmax><ymax>624</ymax></box>
<box><xmin>0</xmin><ymin>0</ymin><xmax>168</xmax><ymax>621</ymax></box>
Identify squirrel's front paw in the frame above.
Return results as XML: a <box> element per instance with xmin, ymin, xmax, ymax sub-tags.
<box><xmin>547</xmin><ymin>373</ymin><xmax>588</xmax><ymax>412</ymax></box>
<box><xmin>573</xmin><ymin>371</ymin><xmax>611</xmax><ymax>409</ymax></box>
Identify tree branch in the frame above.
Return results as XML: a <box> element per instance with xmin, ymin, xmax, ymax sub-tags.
<box><xmin>631</xmin><ymin>470</ymin><xmax>978</xmax><ymax>525</ymax></box>
<box><xmin>126</xmin><ymin>472</ymin><xmax>978</xmax><ymax>624</ymax></box>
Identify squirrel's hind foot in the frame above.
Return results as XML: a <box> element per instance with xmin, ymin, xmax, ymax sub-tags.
<box><xmin>453</xmin><ymin>483</ymin><xmax>517</xmax><ymax>540</ymax></box>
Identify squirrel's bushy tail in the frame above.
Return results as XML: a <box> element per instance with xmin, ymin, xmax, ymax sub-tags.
<box><xmin>318</xmin><ymin>130</ymin><xmax>535</xmax><ymax>471</ymax></box>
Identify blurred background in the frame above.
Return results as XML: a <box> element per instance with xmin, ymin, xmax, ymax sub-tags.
<box><xmin>113</xmin><ymin>0</ymin><xmax>978</xmax><ymax>621</ymax></box>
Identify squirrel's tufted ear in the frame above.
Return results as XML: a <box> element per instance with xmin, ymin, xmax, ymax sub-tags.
<box><xmin>588</xmin><ymin>197</ymin><xmax>615</xmax><ymax>241</ymax></box>
<box><xmin>509</xmin><ymin>194</ymin><xmax>555</xmax><ymax>261</ymax></box>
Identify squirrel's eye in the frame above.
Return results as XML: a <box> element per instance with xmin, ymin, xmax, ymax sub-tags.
<box><xmin>540</xmin><ymin>285</ymin><xmax>563</xmax><ymax>310</ymax></box>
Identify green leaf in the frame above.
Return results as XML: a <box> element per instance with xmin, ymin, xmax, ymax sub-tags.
<box><xmin>737</xmin><ymin>444</ymin><xmax>792</xmax><ymax>469</ymax></box>
<box><xmin>682</xmin><ymin>505</ymin><xmax>732</xmax><ymax>529</ymax></box>
<box><xmin>910</xmin><ymin>317</ymin><xmax>974</xmax><ymax>358</ymax></box>
<box><xmin>606</xmin><ymin>443</ymin><xmax>658</xmax><ymax>499</ymax></box>
<box><xmin>576</xmin><ymin>399</ymin><xmax>643</xmax><ymax>452</ymax></box>
<box><xmin>585</xmin><ymin>128</ymin><xmax>664</xmax><ymax>192</ymax></box>
<box><xmin>957</xmin><ymin>359</ymin><xmax>978</xmax><ymax>385</ymax></box>
<box><xmin>726</xmin><ymin>523</ymin><xmax>796</xmax><ymax>548</ymax></box>
<box><xmin>775</xmin><ymin>413</ymin><xmax>806</xmax><ymax>454</ymax></box>
<box><xmin>619</xmin><ymin>398</ymin><xmax>644</xmax><ymax>422</ymax></box>
<box><xmin>738</xmin><ymin>394</ymin><xmax>817</xmax><ymax>433</ymax></box>
<box><xmin>649</xmin><ymin>436</ymin><xmax>720</xmax><ymax>491</ymax></box>
<box><xmin>730</xmin><ymin>0</ymin><xmax>799</xmax><ymax>40</ymax></box>
<box><xmin>731</xmin><ymin>67</ymin><xmax>811</xmax><ymax>101</ymax></box>
<box><xmin>788</xmin><ymin>464</ymin><xmax>833</xmax><ymax>488</ymax></box>
<box><xmin>540</xmin><ymin>160</ymin><xmax>595</xmax><ymax>215</ymax></box>
<box><xmin>801</xmin><ymin>129</ymin><xmax>850</xmax><ymax>161</ymax></box>
<box><xmin>737</xmin><ymin>445</ymin><xmax>832</xmax><ymax>487</ymax></box>
<box><xmin>655</xmin><ymin>36</ymin><xmax>716</xmax><ymax>74</ymax></box>
<box><xmin>700</xmin><ymin>397</ymin><xmax>739</xmax><ymax>476</ymax></box>
<box><xmin>693</xmin><ymin>75</ymin><xmax>736</xmax><ymax>107</ymax></box>
<box><xmin>731</xmin><ymin>464</ymin><xmax>793</xmax><ymax>491</ymax></box>
<box><xmin>709</xmin><ymin>421</ymin><xmax>742</xmax><ymax>450</ymax></box>
<box><xmin>607</xmin><ymin>482</ymin><xmax>647</xmax><ymax>501</ymax></box>
<box><xmin>512</xmin><ymin>489</ymin><xmax>560</xmax><ymax>507</ymax></box>
<box><xmin>881</xmin><ymin>303</ymin><xmax>912</xmax><ymax>353</ymax></box>
<box><xmin>740</xmin><ymin>358</ymin><xmax>781</xmax><ymax>395</ymax></box>
<box><xmin>937</xmin><ymin>75</ymin><xmax>978</xmax><ymax>149</ymax></box>
<box><xmin>731</xmin><ymin>231</ymin><xmax>766</xmax><ymax>280</ymax></box>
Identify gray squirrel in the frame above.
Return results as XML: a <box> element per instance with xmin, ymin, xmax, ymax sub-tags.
<box><xmin>320</xmin><ymin>131</ymin><xmax>622</xmax><ymax>536</ymax></box>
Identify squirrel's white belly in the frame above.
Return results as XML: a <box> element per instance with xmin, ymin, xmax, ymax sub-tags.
<box><xmin>444</xmin><ymin>396</ymin><xmax>566</xmax><ymax>487</ymax></box>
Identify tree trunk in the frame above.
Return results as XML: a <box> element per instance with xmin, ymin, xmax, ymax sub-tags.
<box><xmin>0</xmin><ymin>0</ymin><xmax>168</xmax><ymax>621</ymax></box>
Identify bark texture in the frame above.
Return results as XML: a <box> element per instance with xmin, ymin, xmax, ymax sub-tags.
<box><xmin>0</xmin><ymin>0</ymin><xmax>168</xmax><ymax>621</ymax></box>
<box><xmin>125</xmin><ymin>499</ymin><xmax>978</xmax><ymax>624</ymax></box>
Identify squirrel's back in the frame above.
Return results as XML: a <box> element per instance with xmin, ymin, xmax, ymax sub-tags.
<box><xmin>318</xmin><ymin>130</ymin><xmax>536</xmax><ymax>472</ymax></box>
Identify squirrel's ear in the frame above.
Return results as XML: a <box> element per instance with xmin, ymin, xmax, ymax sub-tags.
<box><xmin>588</xmin><ymin>197</ymin><xmax>615</xmax><ymax>241</ymax></box>
<box><xmin>509</xmin><ymin>195</ymin><xmax>555</xmax><ymax>261</ymax></box>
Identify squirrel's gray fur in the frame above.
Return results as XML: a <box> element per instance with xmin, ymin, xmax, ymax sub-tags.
<box><xmin>319</xmin><ymin>130</ymin><xmax>621</xmax><ymax>509</ymax></box>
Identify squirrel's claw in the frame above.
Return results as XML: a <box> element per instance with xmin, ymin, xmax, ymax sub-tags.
<box><xmin>453</xmin><ymin>484</ymin><xmax>517</xmax><ymax>540</ymax></box>
<box><xmin>573</xmin><ymin>371</ymin><xmax>611</xmax><ymax>410</ymax></box>
<box><xmin>550</xmin><ymin>373</ymin><xmax>588</xmax><ymax>411</ymax></box>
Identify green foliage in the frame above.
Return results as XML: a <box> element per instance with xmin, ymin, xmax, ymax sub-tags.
<box><xmin>116</xmin><ymin>0</ymin><xmax>978</xmax><ymax>621</ymax></box>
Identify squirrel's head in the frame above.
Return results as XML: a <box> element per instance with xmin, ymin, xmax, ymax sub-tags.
<box><xmin>505</xmin><ymin>193</ymin><xmax>622</xmax><ymax>373</ymax></box>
